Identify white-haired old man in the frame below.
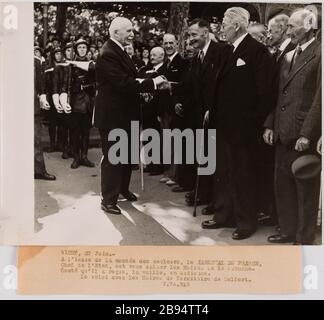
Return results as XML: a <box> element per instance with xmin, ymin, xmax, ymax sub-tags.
<box><xmin>93</xmin><ymin>17</ymin><xmax>168</xmax><ymax>215</ymax></box>
<box><xmin>202</xmin><ymin>7</ymin><xmax>275</xmax><ymax>240</ymax></box>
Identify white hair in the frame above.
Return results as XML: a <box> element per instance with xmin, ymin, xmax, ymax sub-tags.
<box><xmin>109</xmin><ymin>17</ymin><xmax>132</xmax><ymax>37</ymax></box>
<box><xmin>292</xmin><ymin>8</ymin><xmax>318</xmax><ymax>30</ymax></box>
<box><xmin>224</xmin><ymin>7</ymin><xmax>250</xmax><ymax>30</ymax></box>
<box><xmin>150</xmin><ymin>46</ymin><xmax>165</xmax><ymax>56</ymax></box>
<box><xmin>268</xmin><ymin>14</ymin><xmax>290</xmax><ymax>30</ymax></box>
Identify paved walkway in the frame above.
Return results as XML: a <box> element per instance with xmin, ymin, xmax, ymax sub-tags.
<box><xmin>30</xmin><ymin>148</ymin><xmax>288</xmax><ymax>245</ymax></box>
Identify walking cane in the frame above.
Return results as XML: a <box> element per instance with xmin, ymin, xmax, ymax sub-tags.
<box><xmin>193</xmin><ymin>115</ymin><xmax>207</xmax><ymax>217</ymax></box>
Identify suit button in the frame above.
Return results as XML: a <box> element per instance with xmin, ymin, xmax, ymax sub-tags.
<box><xmin>283</xmin><ymin>90</ymin><xmax>288</xmax><ymax>95</ymax></box>
<box><xmin>281</xmin><ymin>106</ymin><xmax>286</xmax><ymax>111</ymax></box>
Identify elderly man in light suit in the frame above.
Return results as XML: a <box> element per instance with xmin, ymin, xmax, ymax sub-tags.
<box><xmin>264</xmin><ymin>9</ymin><xmax>321</xmax><ymax>244</ymax></box>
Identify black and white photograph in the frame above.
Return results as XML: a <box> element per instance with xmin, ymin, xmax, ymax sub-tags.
<box><xmin>32</xmin><ymin>1</ymin><xmax>322</xmax><ymax>245</ymax></box>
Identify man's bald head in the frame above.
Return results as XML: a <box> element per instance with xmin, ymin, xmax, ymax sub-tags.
<box><xmin>150</xmin><ymin>46</ymin><xmax>165</xmax><ymax>66</ymax></box>
<box><xmin>109</xmin><ymin>17</ymin><xmax>134</xmax><ymax>46</ymax></box>
<box><xmin>287</xmin><ymin>8</ymin><xmax>317</xmax><ymax>45</ymax></box>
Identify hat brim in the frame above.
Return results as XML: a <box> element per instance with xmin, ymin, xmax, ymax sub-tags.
<box><xmin>291</xmin><ymin>155</ymin><xmax>321</xmax><ymax>179</ymax></box>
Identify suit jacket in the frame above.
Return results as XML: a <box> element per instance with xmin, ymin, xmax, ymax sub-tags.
<box><xmin>215</xmin><ymin>34</ymin><xmax>275</xmax><ymax>143</ymax></box>
<box><xmin>174</xmin><ymin>41</ymin><xmax>231</xmax><ymax>127</ymax></box>
<box><xmin>137</xmin><ymin>64</ymin><xmax>163</xmax><ymax>121</ymax></box>
<box><xmin>265</xmin><ymin>41</ymin><xmax>297</xmax><ymax>127</ymax></box>
<box><xmin>276</xmin><ymin>40</ymin><xmax>296</xmax><ymax>67</ymax></box>
<box><xmin>93</xmin><ymin>39</ymin><xmax>155</xmax><ymax>130</ymax></box>
<box><xmin>266</xmin><ymin>40</ymin><xmax>321</xmax><ymax>146</ymax></box>
<box><xmin>156</xmin><ymin>53</ymin><xmax>186</xmax><ymax>117</ymax></box>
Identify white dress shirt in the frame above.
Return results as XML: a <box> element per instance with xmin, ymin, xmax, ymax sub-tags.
<box><xmin>232</xmin><ymin>33</ymin><xmax>248</xmax><ymax>52</ymax></box>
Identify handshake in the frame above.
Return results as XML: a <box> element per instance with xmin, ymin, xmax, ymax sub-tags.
<box><xmin>153</xmin><ymin>75</ymin><xmax>172</xmax><ymax>91</ymax></box>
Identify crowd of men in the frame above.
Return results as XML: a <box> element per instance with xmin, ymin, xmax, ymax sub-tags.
<box><xmin>35</xmin><ymin>6</ymin><xmax>321</xmax><ymax>245</ymax></box>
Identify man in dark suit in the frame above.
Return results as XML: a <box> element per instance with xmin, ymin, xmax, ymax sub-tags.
<box><xmin>264</xmin><ymin>9</ymin><xmax>321</xmax><ymax>245</ymax></box>
<box><xmin>173</xmin><ymin>19</ymin><xmax>231</xmax><ymax>207</ymax></box>
<box><xmin>93</xmin><ymin>17</ymin><xmax>167</xmax><ymax>215</ymax></box>
<box><xmin>138</xmin><ymin>46</ymin><xmax>165</xmax><ymax>176</ymax></box>
<box><xmin>203</xmin><ymin>7</ymin><xmax>275</xmax><ymax>239</ymax></box>
<box><xmin>159</xmin><ymin>33</ymin><xmax>187</xmax><ymax>187</ymax></box>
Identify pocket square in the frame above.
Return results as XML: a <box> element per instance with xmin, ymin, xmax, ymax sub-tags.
<box><xmin>236</xmin><ymin>58</ymin><xmax>246</xmax><ymax>66</ymax></box>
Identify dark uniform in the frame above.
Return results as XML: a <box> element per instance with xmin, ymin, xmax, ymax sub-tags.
<box><xmin>43</xmin><ymin>47</ymin><xmax>65</xmax><ymax>152</ymax></box>
<box><xmin>69</xmin><ymin>45</ymin><xmax>96</xmax><ymax>169</ymax></box>
<box><xmin>34</xmin><ymin>56</ymin><xmax>56</xmax><ymax>180</ymax></box>
<box><xmin>52</xmin><ymin>58</ymin><xmax>71</xmax><ymax>159</ymax></box>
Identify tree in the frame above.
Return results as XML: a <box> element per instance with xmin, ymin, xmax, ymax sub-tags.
<box><xmin>55</xmin><ymin>3</ymin><xmax>68</xmax><ymax>38</ymax></box>
<box><xmin>167</xmin><ymin>2</ymin><xmax>190</xmax><ymax>56</ymax></box>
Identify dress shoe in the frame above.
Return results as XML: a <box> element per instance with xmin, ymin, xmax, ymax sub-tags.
<box><xmin>121</xmin><ymin>191</ymin><xmax>138</xmax><ymax>202</ymax></box>
<box><xmin>34</xmin><ymin>172</ymin><xmax>56</xmax><ymax>181</ymax></box>
<box><xmin>172</xmin><ymin>186</ymin><xmax>188</xmax><ymax>192</ymax></box>
<box><xmin>71</xmin><ymin>159</ymin><xmax>80</xmax><ymax>169</ymax></box>
<box><xmin>232</xmin><ymin>229</ymin><xmax>254</xmax><ymax>240</ymax></box>
<box><xmin>267</xmin><ymin>234</ymin><xmax>295</xmax><ymax>244</ymax></box>
<box><xmin>101</xmin><ymin>203</ymin><xmax>121</xmax><ymax>215</ymax></box>
<box><xmin>166</xmin><ymin>179</ymin><xmax>177</xmax><ymax>186</ymax></box>
<box><xmin>61</xmin><ymin>151</ymin><xmax>69</xmax><ymax>159</ymax></box>
<box><xmin>201</xmin><ymin>220</ymin><xmax>225</xmax><ymax>229</ymax></box>
<box><xmin>159</xmin><ymin>176</ymin><xmax>169</xmax><ymax>183</ymax></box>
<box><xmin>80</xmin><ymin>157</ymin><xmax>95</xmax><ymax>167</ymax></box>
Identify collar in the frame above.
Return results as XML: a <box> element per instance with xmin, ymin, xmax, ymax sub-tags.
<box><xmin>167</xmin><ymin>51</ymin><xmax>178</xmax><ymax>63</ymax></box>
<box><xmin>299</xmin><ymin>37</ymin><xmax>315</xmax><ymax>52</ymax></box>
<box><xmin>232</xmin><ymin>33</ymin><xmax>248</xmax><ymax>52</ymax></box>
<box><xmin>153</xmin><ymin>62</ymin><xmax>163</xmax><ymax>71</ymax></box>
<box><xmin>201</xmin><ymin>39</ymin><xmax>211</xmax><ymax>57</ymax></box>
<box><xmin>110</xmin><ymin>37</ymin><xmax>125</xmax><ymax>52</ymax></box>
<box><xmin>279</xmin><ymin>38</ymin><xmax>291</xmax><ymax>52</ymax></box>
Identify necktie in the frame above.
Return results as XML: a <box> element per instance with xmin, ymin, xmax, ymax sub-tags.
<box><xmin>290</xmin><ymin>45</ymin><xmax>302</xmax><ymax>71</ymax></box>
<box><xmin>166</xmin><ymin>57</ymin><xmax>171</xmax><ymax>69</ymax></box>
<box><xmin>198</xmin><ymin>50</ymin><xmax>204</xmax><ymax>64</ymax></box>
<box><xmin>275</xmin><ymin>48</ymin><xmax>282</xmax><ymax>62</ymax></box>
<box><xmin>124</xmin><ymin>48</ymin><xmax>131</xmax><ymax>60</ymax></box>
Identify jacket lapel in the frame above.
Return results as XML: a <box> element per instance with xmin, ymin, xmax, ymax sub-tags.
<box><xmin>284</xmin><ymin>40</ymin><xmax>318</xmax><ymax>88</ymax></box>
<box><xmin>108</xmin><ymin>39</ymin><xmax>137</xmax><ymax>76</ymax></box>
<box><xmin>200</xmin><ymin>42</ymin><xmax>215</xmax><ymax>76</ymax></box>
<box><xmin>222</xmin><ymin>33</ymin><xmax>251</xmax><ymax>77</ymax></box>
